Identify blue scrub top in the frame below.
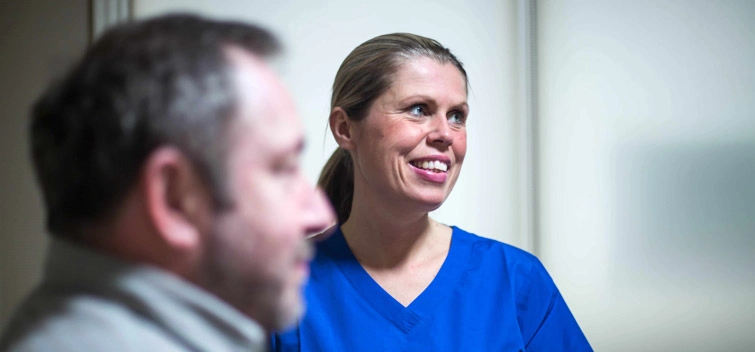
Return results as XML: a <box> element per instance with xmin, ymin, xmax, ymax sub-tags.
<box><xmin>272</xmin><ymin>226</ymin><xmax>592</xmax><ymax>351</ymax></box>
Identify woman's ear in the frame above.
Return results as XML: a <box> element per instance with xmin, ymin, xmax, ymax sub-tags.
<box><xmin>330</xmin><ymin>107</ymin><xmax>356</xmax><ymax>151</ymax></box>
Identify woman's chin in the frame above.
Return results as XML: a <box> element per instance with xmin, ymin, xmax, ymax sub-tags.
<box><xmin>410</xmin><ymin>195</ymin><xmax>447</xmax><ymax>212</ymax></box>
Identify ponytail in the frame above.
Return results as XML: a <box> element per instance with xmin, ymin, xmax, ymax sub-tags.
<box><xmin>317</xmin><ymin>147</ymin><xmax>354</xmax><ymax>224</ymax></box>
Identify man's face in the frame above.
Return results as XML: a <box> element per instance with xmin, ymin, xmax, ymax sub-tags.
<box><xmin>201</xmin><ymin>48</ymin><xmax>333</xmax><ymax>331</ymax></box>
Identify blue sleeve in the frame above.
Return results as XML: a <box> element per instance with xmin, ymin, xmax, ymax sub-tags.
<box><xmin>516</xmin><ymin>258</ymin><xmax>592</xmax><ymax>351</ymax></box>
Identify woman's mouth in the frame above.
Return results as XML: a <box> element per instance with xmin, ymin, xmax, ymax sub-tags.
<box><xmin>409</xmin><ymin>160</ymin><xmax>449</xmax><ymax>173</ymax></box>
<box><xmin>409</xmin><ymin>159</ymin><xmax>450</xmax><ymax>183</ymax></box>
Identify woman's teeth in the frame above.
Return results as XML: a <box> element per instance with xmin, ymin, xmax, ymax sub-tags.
<box><xmin>412</xmin><ymin>160</ymin><xmax>448</xmax><ymax>172</ymax></box>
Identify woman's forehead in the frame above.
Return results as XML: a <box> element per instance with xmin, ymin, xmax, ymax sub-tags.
<box><xmin>386</xmin><ymin>58</ymin><xmax>468</xmax><ymax>100</ymax></box>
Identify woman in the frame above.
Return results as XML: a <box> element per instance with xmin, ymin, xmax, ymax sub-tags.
<box><xmin>272</xmin><ymin>33</ymin><xmax>591</xmax><ymax>351</ymax></box>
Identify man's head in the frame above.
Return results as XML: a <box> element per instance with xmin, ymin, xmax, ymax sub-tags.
<box><xmin>30</xmin><ymin>14</ymin><xmax>334</xmax><ymax>331</ymax></box>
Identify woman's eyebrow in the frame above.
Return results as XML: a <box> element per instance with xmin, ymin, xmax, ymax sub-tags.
<box><xmin>398</xmin><ymin>94</ymin><xmax>434</xmax><ymax>104</ymax></box>
<box><xmin>451</xmin><ymin>102</ymin><xmax>470</xmax><ymax>111</ymax></box>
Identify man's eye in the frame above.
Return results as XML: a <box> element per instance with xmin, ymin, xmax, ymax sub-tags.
<box><xmin>409</xmin><ymin>104</ymin><xmax>426</xmax><ymax>117</ymax></box>
<box><xmin>273</xmin><ymin>157</ymin><xmax>300</xmax><ymax>175</ymax></box>
<box><xmin>277</xmin><ymin>163</ymin><xmax>298</xmax><ymax>175</ymax></box>
<box><xmin>277</xmin><ymin>165</ymin><xmax>296</xmax><ymax>174</ymax></box>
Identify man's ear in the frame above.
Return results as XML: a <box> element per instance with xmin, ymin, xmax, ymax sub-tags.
<box><xmin>141</xmin><ymin>147</ymin><xmax>212</xmax><ymax>252</ymax></box>
<box><xmin>330</xmin><ymin>107</ymin><xmax>357</xmax><ymax>151</ymax></box>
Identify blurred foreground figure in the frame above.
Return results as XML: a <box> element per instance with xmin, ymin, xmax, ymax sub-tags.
<box><xmin>0</xmin><ymin>13</ymin><xmax>334</xmax><ymax>351</ymax></box>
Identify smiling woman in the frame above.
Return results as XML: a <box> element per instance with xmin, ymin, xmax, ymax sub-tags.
<box><xmin>337</xmin><ymin>56</ymin><xmax>468</xmax><ymax>213</ymax></box>
<box><xmin>271</xmin><ymin>33</ymin><xmax>592</xmax><ymax>351</ymax></box>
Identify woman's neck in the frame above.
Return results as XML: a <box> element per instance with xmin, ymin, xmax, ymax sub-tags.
<box><xmin>341</xmin><ymin>201</ymin><xmax>449</xmax><ymax>270</ymax></box>
<box><xmin>340</xmin><ymin>198</ymin><xmax>453</xmax><ymax>307</ymax></box>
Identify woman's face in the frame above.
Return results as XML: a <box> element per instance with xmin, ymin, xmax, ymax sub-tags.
<box><xmin>349</xmin><ymin>57</ymin><xmax>468</xmax><ymax>212</ymax></box>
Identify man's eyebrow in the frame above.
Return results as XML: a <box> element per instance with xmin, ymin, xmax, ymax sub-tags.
<box><xmin>272</xmin><ymin>138</ymin><xmax>304</xmax><ymax>164</ymax></box>
<box><xmin>283</xmin><ymin>138</ymin><xmax>305</xmax><ymax>156</ymax></box>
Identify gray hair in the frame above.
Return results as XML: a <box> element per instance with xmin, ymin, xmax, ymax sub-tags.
<box><xmin>31</xmin><ymin>14</ymin><xmax>280</xmax><ymax>237</ymax></box>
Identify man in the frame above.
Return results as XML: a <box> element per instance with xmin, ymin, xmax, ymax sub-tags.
<box><xmin>0</xmin><ymin>14</ymin><xmax>334</xmax><ymax>351</ymax></box>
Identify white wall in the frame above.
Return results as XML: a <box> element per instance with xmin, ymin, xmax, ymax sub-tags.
<box><xmin>0</xmin><ymin>0</ymin><xmax>524</xmax><ymax>330</ymax></box>
<box><xmin>137</xmin><ymin>1</ymin><xmax>755</xmax><ymax>350</ymax></box>
<box><xmin>538</xmin><ymin>1</ymin><xmax>755</xmax><ymax>350</ymax></box>
<box><xmin>0</xmin><ymin>0</ymin><xmax>89</xmax><ymax>330</ymax></box>
<box><xmin>134</xmin><ymin>0</ymin><xmax>525</xmax><ymax>248</ymax></box>
<box><xmin>4</xmin><ymin>1</ymin><xmax>751</xmax><ymax>350</ymax></box>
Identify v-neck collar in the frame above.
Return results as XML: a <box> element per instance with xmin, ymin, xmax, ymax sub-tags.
<box><xmin>320</xmin><ymin>226</ymin><xmax>471</xmax><ymax>334</ymax></box>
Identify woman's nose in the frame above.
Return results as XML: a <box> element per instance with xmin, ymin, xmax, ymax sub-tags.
<box><xmin>427</xmin><ymin>116</ymin><xmax>453</xmax><ymax>147</ymax></box>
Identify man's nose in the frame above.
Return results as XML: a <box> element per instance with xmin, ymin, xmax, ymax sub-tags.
<box><xmin>303</xmin><ymin>187</ymin><xmax>337</xmax><ymax>240</ymax></box>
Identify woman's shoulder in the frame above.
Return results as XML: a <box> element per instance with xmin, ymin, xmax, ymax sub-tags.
<box><xmin>451</xmin><ymin>226</ymin><xmax>539</xmax><ymax>262</ymax></box>
<box><xmin>450</xmin><ymin>226</ymin><xmax>551</xmax><ymax>281</ymax></box>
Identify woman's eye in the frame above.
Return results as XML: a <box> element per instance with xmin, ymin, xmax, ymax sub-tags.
<box><xmin>409</xmin><ymin>105</ymin><xmax>426</xmax><ymax>117</ymax></box>
<box><xmin>448</xmin><ymin>111</ymin><xmax>465</xmax><ymax>125</ymax></box>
